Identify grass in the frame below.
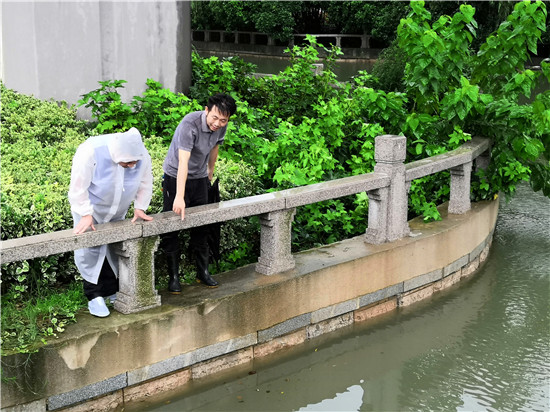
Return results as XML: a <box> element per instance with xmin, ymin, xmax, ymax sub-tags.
<box><xmin>1</xmin><ymin>281</ymin><xmax>87</xmax><ymax>355</ymax></box>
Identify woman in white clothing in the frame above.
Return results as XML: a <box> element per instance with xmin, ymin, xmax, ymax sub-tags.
<box><xmin>68</xmin><ymin>127</ymin><xmax>153</xmax><ymax>317</ymax></box>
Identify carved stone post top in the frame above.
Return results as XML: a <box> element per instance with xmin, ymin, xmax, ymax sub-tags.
<box><xmin>374</xmin><ymin>135</ymin><xmax>407</xmax><ymax>163</ymax></box>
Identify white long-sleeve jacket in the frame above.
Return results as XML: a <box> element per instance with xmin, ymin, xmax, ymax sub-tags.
<box><xmin>68</xmin><ymin>128</ymin><xmax>153</xmax><ymax>284</ymax></box>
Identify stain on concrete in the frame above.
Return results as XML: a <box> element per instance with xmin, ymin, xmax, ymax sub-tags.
<box><xmin>58</xmin><ymin>334</ymin><xmax>100</xmax><ymax>370</ymax></box>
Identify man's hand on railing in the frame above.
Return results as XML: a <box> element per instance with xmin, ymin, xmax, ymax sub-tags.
<box><xmin>132</xmin><ymin>209</ymin><xmax>154</xmax><ymax>223</ymax></box>
<box><xmin>172</xmin><ymin>197</ymin><xmax>186</xmax><ymax>220</ymax></box>
<box><xmin>74</xmin><ymin>215</ymin><xmax>96</xmax><ymax>234</ymax></box>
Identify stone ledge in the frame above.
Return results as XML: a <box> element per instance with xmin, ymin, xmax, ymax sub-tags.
<box><xmin>354</xmin><ymin>298</ymin><xmax>398</xmax><ymax>322</ymax></box>
<box><xmin>311</xmin><ymin>298</ymin><xmax>359</xmax><ymax>324</ymax></box>
<box><xmin>403</xmin><ymin>269</ymin><xmax>442</xmax><ymax>292</ymax></box>
<box><xmin>307</xmin><ymin>312</ymin><xmax>354</xmax><ymax>339</ymax></box>
<box><xmin>359</xmin><ymin>284</ymin><xmax>403</xmax><ymax>307</ymax></box>
<box><xmin>254</xmin><ymin>330</ymin><xmax>307</xmax><ymax>358</ymax></box>
<box><xmin>443</xmin><ymin>255</ymin><xmax>469</xmax><ymax>277</ymax></box>
<box><xmin>47</xmin><ymin>375</ymin><xmax>126</xmax><ymax>411</ymax></box>
<box><xmin>258</xmin><ymin>314</ymin><xmax>311</xmax><ymax>343</ymax></box>
<box><xmin>191</xmin><ymin>347</ymin><xmax>254</xmax><ymax>380</ymax></box>
<box><xmin>57</xmin><ymin>391</ymin><xmax>123</xmax><ymax>412</ymax></box>
<box><xmin>124</xmin><ymin>369</ymin><xmax>191</xmax><ymax>404</ymax></box>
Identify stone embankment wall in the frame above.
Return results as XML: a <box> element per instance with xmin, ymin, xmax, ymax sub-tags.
<box><xmin>1</xmin><ymin>199</ymin><xmax>498</xmax><ymax>411</ymax></box>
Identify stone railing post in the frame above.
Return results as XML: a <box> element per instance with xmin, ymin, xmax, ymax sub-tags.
<box><xmin>365</xmin><ymin>135</ymin><xmax>409</xmax><ymax>244</ymax></box>
<box><xmin>448</xmin><ymin>161</ymin><xmax>472</xmax><ymax>214</ymax></box>
<box><xmin>361</xmin><ymin>34</ymin><xmax>370</xmax><ymax>48</ymax></box>
<box><xmin>112</xmin><ymin>236</ymin><xmax>161</xmax><ymax>314</ymax></box>
<box><xmin>256</xmin><ymin>208</ymin><xmax>296</xmax><ymax>275</ymax></box>
<box><xmin>312</xmin><ymin>63</ymin><xmax>323</xmax><ymax>76</ymax></box>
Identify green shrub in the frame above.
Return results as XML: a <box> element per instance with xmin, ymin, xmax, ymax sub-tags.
<box><xmin>78</xmin><ymin>79</ymin><xmax>203</xmax><ymax>141</ymax></box>
<box><xmin>1</xmin><ymin>82</ymin><xmax>87</xmax><ymax>145</ymax></box>
<box><xmin>369</xmin><ymin>41</ymin><xmax>407</xmax><ymax>93</ymax></box>
<box><xmin>1</xmin><ymin>85</ymin><xmax>87</xmax><ymax>296</ymax></box>
<box><xmin>252</xmin><ymin>35</ymin><xmax>342</xmax><ymax>122</ymax></box>
<box><xmin>190</xmin><ymin>51</ymin><xmax>257</xmax><ymax>103</ymax></box>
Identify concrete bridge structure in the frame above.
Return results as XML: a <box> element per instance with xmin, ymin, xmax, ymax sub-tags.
<box><xmin>0</xmin><ymin>136</ymin><xmax>499</xmax><ymax>411</ymax></box>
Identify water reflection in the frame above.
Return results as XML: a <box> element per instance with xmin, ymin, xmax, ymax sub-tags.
<box><xmin>137</xmin><ymin>184</ymin><xmax>549</xmax><ymax>411</ymax></box>
<box><xmin>299</xmin><ymin>384</ymin><xmax>364</xmax><ymax>411</ymax></box>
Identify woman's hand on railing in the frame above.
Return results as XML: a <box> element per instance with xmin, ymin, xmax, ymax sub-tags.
<box><xmin>132</xmin><ymin>209</ymin><xmax>153</xmax><ymax>223</ymax></box>
<box><xmin>74</xmin><ymin>215</ymin><xmax>96</xmax><ymax>234</ymax></box>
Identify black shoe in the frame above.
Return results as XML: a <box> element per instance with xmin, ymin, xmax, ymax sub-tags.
<box><xmin>169</xmin><ymin>276</ymin><xmax>182</xmax><ymax>294</ymax></box>
<box><xmin>195</xmin><ymin>247</ymin><xmax>219</xmax><ymax>288</ymax></box>
<box><xmin>166</xmin><ymin>252</ymin><xmax>182</xmax><ymax>294</ymax></box>
<box><xmin>196</xmin><ymin>271</ymin><xmax>218</xmax><ymax>288</ymax></box>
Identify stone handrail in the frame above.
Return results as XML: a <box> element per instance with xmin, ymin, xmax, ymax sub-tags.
<box><xmin>193</xmin><ymin>30</ymin><xmax>371</xmax><ymax>49</ymax></box>
<box><xmin>0</xmin><ymin>135</ymin><xmax>490</xmax><ymax>314</ymax></box>
<box><xmin>0</xmin><ymin>172</ymin><xmax>390</xmax><ymax>264</ymax></box>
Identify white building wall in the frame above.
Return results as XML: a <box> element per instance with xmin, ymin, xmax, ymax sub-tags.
<box><xmin>1</xmin><ymin>1</ymin><xmax>191</xmax><ymax>116</ymax></box>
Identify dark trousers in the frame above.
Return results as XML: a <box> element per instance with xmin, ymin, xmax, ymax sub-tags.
<box><xmin>83</xmin><ymin>259</ymin><xmax>119</xmax><ymax>301</ymax></box>
<box><xmin>160</xmin><ymin>174</ymin><xmax>209</xmax><ymax>256</ymax></box>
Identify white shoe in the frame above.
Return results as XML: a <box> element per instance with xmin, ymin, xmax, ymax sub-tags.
<box><xmin>88</xmin><ymin>297</ymin><xmax>110</xmax><ymax>318</ymax></box>
<box><xmin>107</xmin><ymin>294</ymin><xmax>117</xmax><ymax>304</ymax></box>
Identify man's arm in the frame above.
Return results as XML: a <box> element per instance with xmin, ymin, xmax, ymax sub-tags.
<box><xmin>173</xmin><ymin>149</ymin><xmax>191</xmax><ymax>220</ymax></box>
<box><xmin>207</xmin><ymin>145</ymin><xmax>219</xmax><ymax>181</ymax></box>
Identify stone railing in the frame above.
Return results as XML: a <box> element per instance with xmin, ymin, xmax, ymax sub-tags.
<box><xmin>193</xmin><ymin>30</ymin><xmax>371</xmax><ymax>49</ymax></box>
<box><xmin>0</xmin><ymin>135</ymin><xmax>490</xmax><ymax>314</ymax></box>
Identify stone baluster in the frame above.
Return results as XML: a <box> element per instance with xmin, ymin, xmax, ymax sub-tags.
<box><xmin>312</xmin><ymin>63</ymin><xmax>323</xmax><ymax>75</ymax></box>
<box><xmin>361</xmin><ymin>34</ymin><xmax>371</xmax><ymax>49</ymax></box>
<box><xmin>448</xmin><ymin>161</ymin><xmax>472</xmax><ymax>214</ymax></box>
<box><xmin>256</xmin><ymin>209</ymin><xmax>296</xmax><ymax>275</ymax></box>
<box><xmin>365</xmin><ymin>135</ymin><xmax>409</xmax><ymax>244</ymax></box>
<box><xmin>113</xmin><ymin>236</ymin><xmax>161</xmax><ymax>314</ymax></box>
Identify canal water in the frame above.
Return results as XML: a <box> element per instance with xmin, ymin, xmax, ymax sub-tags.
<box><xmin>134</xmin><ymin>183</ymin><xmax>549</xmax><ymax>411</ymax></box>
<box><xmin>198</xmin><ymin>52</ymin><xmax>375</xmax><ymax>81</ymax></box>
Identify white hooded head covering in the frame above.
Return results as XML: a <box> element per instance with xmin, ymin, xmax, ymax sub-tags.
<box><xmin>108</xmin><ymin>127</ymin><xmax>147</xmax><ymax>163</ymax></box>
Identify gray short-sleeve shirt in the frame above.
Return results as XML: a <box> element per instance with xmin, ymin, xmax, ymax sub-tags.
<box><xmin>162</xmin><ymin>111</ymin><xmax>226</xmax><ymax>180</ymax></box>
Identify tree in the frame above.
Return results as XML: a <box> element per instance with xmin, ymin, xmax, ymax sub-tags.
<box><xmin>398</xmin><ymin>0</ymin><xmax>550</xmax><ymax>198</ymax></box>
<box><xmin>191</xmin><ymin>1</ymin><xmax>303</xmax><ymax>42</ymax></box>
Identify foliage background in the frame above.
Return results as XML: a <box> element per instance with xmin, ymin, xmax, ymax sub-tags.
<box><xmin>191</xmin><ymin>1</ymin><xmax>550</xmax><ymax>49</ymax></box>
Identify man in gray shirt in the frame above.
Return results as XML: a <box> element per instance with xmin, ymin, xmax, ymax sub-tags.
<box><xmin>161</xmin><ymin>94</ymin><xmax>237</xmax><ymax>293</ymax></box>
